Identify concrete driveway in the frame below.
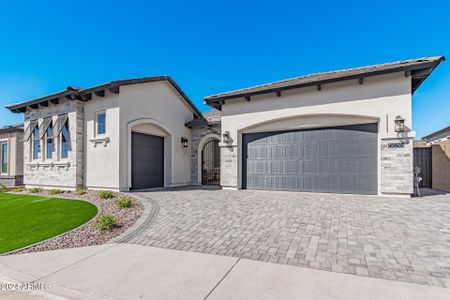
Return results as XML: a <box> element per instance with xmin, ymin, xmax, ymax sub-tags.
<box><xmin>125</xmin><ymin>188</ymin><xmax>450</xmax><ymax>288</ymax></box>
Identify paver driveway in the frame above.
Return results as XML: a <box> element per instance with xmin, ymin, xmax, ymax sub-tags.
<box><xmin>124</xmin><ymin>188</ymin><xmax>450</xmax><ymax>288</ymax></box>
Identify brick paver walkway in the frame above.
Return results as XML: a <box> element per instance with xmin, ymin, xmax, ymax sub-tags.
<box><xmin>125</xmin><ymin>188</ymin><xmax>450</xmax><ymax>288</ymax></box>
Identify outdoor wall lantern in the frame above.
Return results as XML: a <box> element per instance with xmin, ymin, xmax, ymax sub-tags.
<box><xmin>222</xmin><ymin>131</ymin><xmax>232</xmax><ymax>145</ymax></box>
<box><xmin>394</xmin><ymin>115</ymin><xmax>405</xmax><ymax>133</ymax></box>
<box><xmin>181</xmin><ymin>137</ymin><xmax>189</xmax><ymax>147</ymax></box>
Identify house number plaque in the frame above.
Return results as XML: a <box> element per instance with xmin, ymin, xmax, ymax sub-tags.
<box><xmin>387</xmin><ymin>143</ymin><xmax>405</xmax><ymax>149</ymax></box>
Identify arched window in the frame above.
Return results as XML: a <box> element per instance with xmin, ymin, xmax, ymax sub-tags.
<box><xmin>60</xmin><ymin>121</ymin><xmax>69</xmax><ymax>159</ymax></box>
<box><xmin>32</xmin><ymin>126</ymin><xmax>39</xmax><ymax>160</ymax></box>
<box><xmin>46</xmin><ymin>123</ymin><xmax>53</xmax><ymax>159</ymax></box>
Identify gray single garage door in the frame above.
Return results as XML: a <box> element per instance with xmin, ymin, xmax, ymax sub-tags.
<box><xmin>132</xmin><ymin>132</ymin><xmax>164</xmax><ymax>190</ymax></box>
<box><xmin>242</xmin><ymin>123</ymin><xmax>378</xmax><ymax>195</ymax></box>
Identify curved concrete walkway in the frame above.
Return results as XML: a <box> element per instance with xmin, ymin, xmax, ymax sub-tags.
<box><xmin>125</xmin><ymin>187</ymin><xmax>450</xmax><ymax>288</ymax></box>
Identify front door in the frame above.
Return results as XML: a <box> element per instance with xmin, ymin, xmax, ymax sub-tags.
<box><xmin>202</xmin><ymin>140</ymin><xmax>220</xmax><ymax>185</ymax></box>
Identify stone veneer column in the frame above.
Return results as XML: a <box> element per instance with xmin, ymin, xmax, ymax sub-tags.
<box><xmin>380</xmin><ymin>138</ymin><xmax>414</xmax><ymax>196</ymax></box>
<box><xmin>74</xmin><ymin>102</ymin><xmax>84</xmax><ymax>187</ymax></box>
<box><xmin>220</xmin><ymin>145</ymin><xmax>238</xmax><ymax>189</ymax></box>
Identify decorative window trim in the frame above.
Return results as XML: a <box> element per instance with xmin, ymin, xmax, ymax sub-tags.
<box><xmin>39</xmin><ymin>117</ymin><xmax>53</xmax><ymax>139</ymax></box>
<box><xmin>26</xmin><ymin>161</ymin><xmax>70</xmax><ymax>170</ymax></box>
<box><xmin>53</xmin><ymin>114</ymin><xmax>68</xmax><ymax>139</ymax></box>
<box><xmin>23</xmin><ymin>120</ymin><xmax>38</xmax><ymax>141</ymax></box>
<box><xmin>89</xmin><ymin>136</ymin><xmax>110</xmax><ymax>147</ymax></box>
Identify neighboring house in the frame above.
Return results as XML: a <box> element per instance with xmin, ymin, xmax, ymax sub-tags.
<box><xmin>0</xmin><ymin>124</ymin><xmax>24</xmax><ymax>187</ymax></box>
<box><xmin>5</xmin><ymin>56</ymin><xmax>445</xmax><ymax>197</ymax></box>
<box><xmin>423</xmin><ymin>126</ymin><xmax>450</xmax><ymax>144</ymax></box>
<box><xmin>414</xmin><ymin>126</ymin><xmax>450</xmax><ymax>192</ymax></box>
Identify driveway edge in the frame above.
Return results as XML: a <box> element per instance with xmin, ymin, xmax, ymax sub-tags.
<box><xmin>112</xmin><ymin>193</ymin><xmax>160</xmax><ymax>243</ymax></box>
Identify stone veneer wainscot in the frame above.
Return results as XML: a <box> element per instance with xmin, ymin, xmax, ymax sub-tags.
<box><xmin>23</xmin><ymin>100</ymin><xmax>84</xmax><ymax>189</ymax></box>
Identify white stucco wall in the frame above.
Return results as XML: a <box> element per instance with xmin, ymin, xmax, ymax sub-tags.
<box><xmin>219</xmin><ymin>72</ymin><xmax>414</xmax><ymax>195</ymax></box>
<box><xmin>118</xmin><ymin>81</ymin><xmax>193</xmax><ymax>190</ymax></box>
<box><xmin>84</xmin><ymin>81</ymin><xmax>194</xmax><ymax>191</ymax></box>
<box><xmin>84</xmin><ymin>92</ymin><xmax>120</xmax><ymax>190</ymax></box>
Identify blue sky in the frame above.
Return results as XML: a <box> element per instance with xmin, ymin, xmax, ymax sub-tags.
<box><xmin>0</xmin><ymin>0</ymin><xmax>448</xmax><ymax>138</ymax></box>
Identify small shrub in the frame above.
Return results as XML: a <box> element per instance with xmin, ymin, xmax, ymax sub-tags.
<box><xmin>29</xmin><ymin>187</ymin><xmax>42</xmax><ymax>193</ymax></box>
<box><xmin>95</xmin><ymin>214</ymin><xmax>117</xmax><ymax>230</ymax></box>
<box><xmin>116</xmin><ymin>197</ymin><xmax>134</xmax><ymax>209</ymax></box>
<box><xmin>76</xmin><ymin>188</ymin><xmax>87</xmax><ymax>195</ymax></box>
<box><xmin>12</xmin><ymin>187</ymin><xmax>25</xmax><ymax>193</ymax></box>
<box><xmin>0</xmin><ymin>184</ymin><xmax>7</xmax><ymax>193</ymax></box>
<box><xmin>99</xmin><ymin>190</ymin><xmax>115</xmax><ymax>199</ymax></box>
<box><xmin>49</xmin><ymin>189</ymin><xmax>63</xmax><ymax>195</ymax></box>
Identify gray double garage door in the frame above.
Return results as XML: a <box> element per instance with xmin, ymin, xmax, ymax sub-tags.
<box><xmin>242</xmin><ymin>123</ymin><xmax>378</xmax><ymax>195</ymax></box>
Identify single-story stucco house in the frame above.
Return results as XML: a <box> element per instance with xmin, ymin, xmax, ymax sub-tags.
<box><xmin>5</xmin><ymin>56</ymin><xmax>445</xmax><ymax>197</ymax></box>
<box><xmin>0</xmin><ymin>124</ymin><xmax>24</xmax><ymax>187</ymax></box>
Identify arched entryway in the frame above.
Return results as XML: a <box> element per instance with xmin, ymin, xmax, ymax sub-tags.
<box><xmin>201</xmin><ymin>139</ymin><xmax>220</xmax><ymax>185</ymax></box>
<box><xmin>126</xmin><ymin>119</ymin><xmax>173</xmax><ymax>190</ymax></box>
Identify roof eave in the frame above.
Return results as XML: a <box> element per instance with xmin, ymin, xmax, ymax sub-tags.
<box><xmin>411</xmin><ymin>58</ymin><xmax>445</xmax><ymax>94</ymax></box>
<box><xmin>0</xmin><ymin>123</ymin><xmax>24</xmax><ymax>133</ymax></box>
<box><xmin>6</xmin><ymin>90</ymin><xmax>76</xmax><ymax>113</ymax></box>
<box><xmin>204</xmin><ymin>57</ymin><xmax>446</xmax><ymax>109</ymax></box>
<box><xmin>5</xmin><ymin>76</ymin><xmax>203</xmax><ymax>119</ymax></box>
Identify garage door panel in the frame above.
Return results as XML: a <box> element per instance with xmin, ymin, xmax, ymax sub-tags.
<box><xmin>132</xmin><ymin>132</ymin><xmax>164</xmax><ymax>190</ymax></box>
<box><xmin>243</xmin><ymin>124</ymin><xmax>378</xmax><ymax>195</ymax></box>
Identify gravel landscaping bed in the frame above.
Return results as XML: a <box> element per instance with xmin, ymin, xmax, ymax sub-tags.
<box><xmin>6</xmin><ymin>189</ymin><xmax>144</xmax><ymax>255</ymax></box>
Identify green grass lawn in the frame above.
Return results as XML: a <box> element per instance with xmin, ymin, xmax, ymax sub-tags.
<box><xmin>0</xmin><ymin>193</ymin><xmax>97</xmax><ymax>254</ymax></box>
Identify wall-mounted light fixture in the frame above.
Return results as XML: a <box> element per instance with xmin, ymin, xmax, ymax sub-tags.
<box><xmin>222</xmin><ymin>131</ymin><xmax>232</xmax><ymax>145</ymax></box>
<box><xmin>394</xmin><ymin>115</ymin><xmax>405</xmax><ymax>133</ymax></box>
<box><xmin>181</xmin><ymin>137</ymin><xmax>189</xmax><ymax>147</ymax></box>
